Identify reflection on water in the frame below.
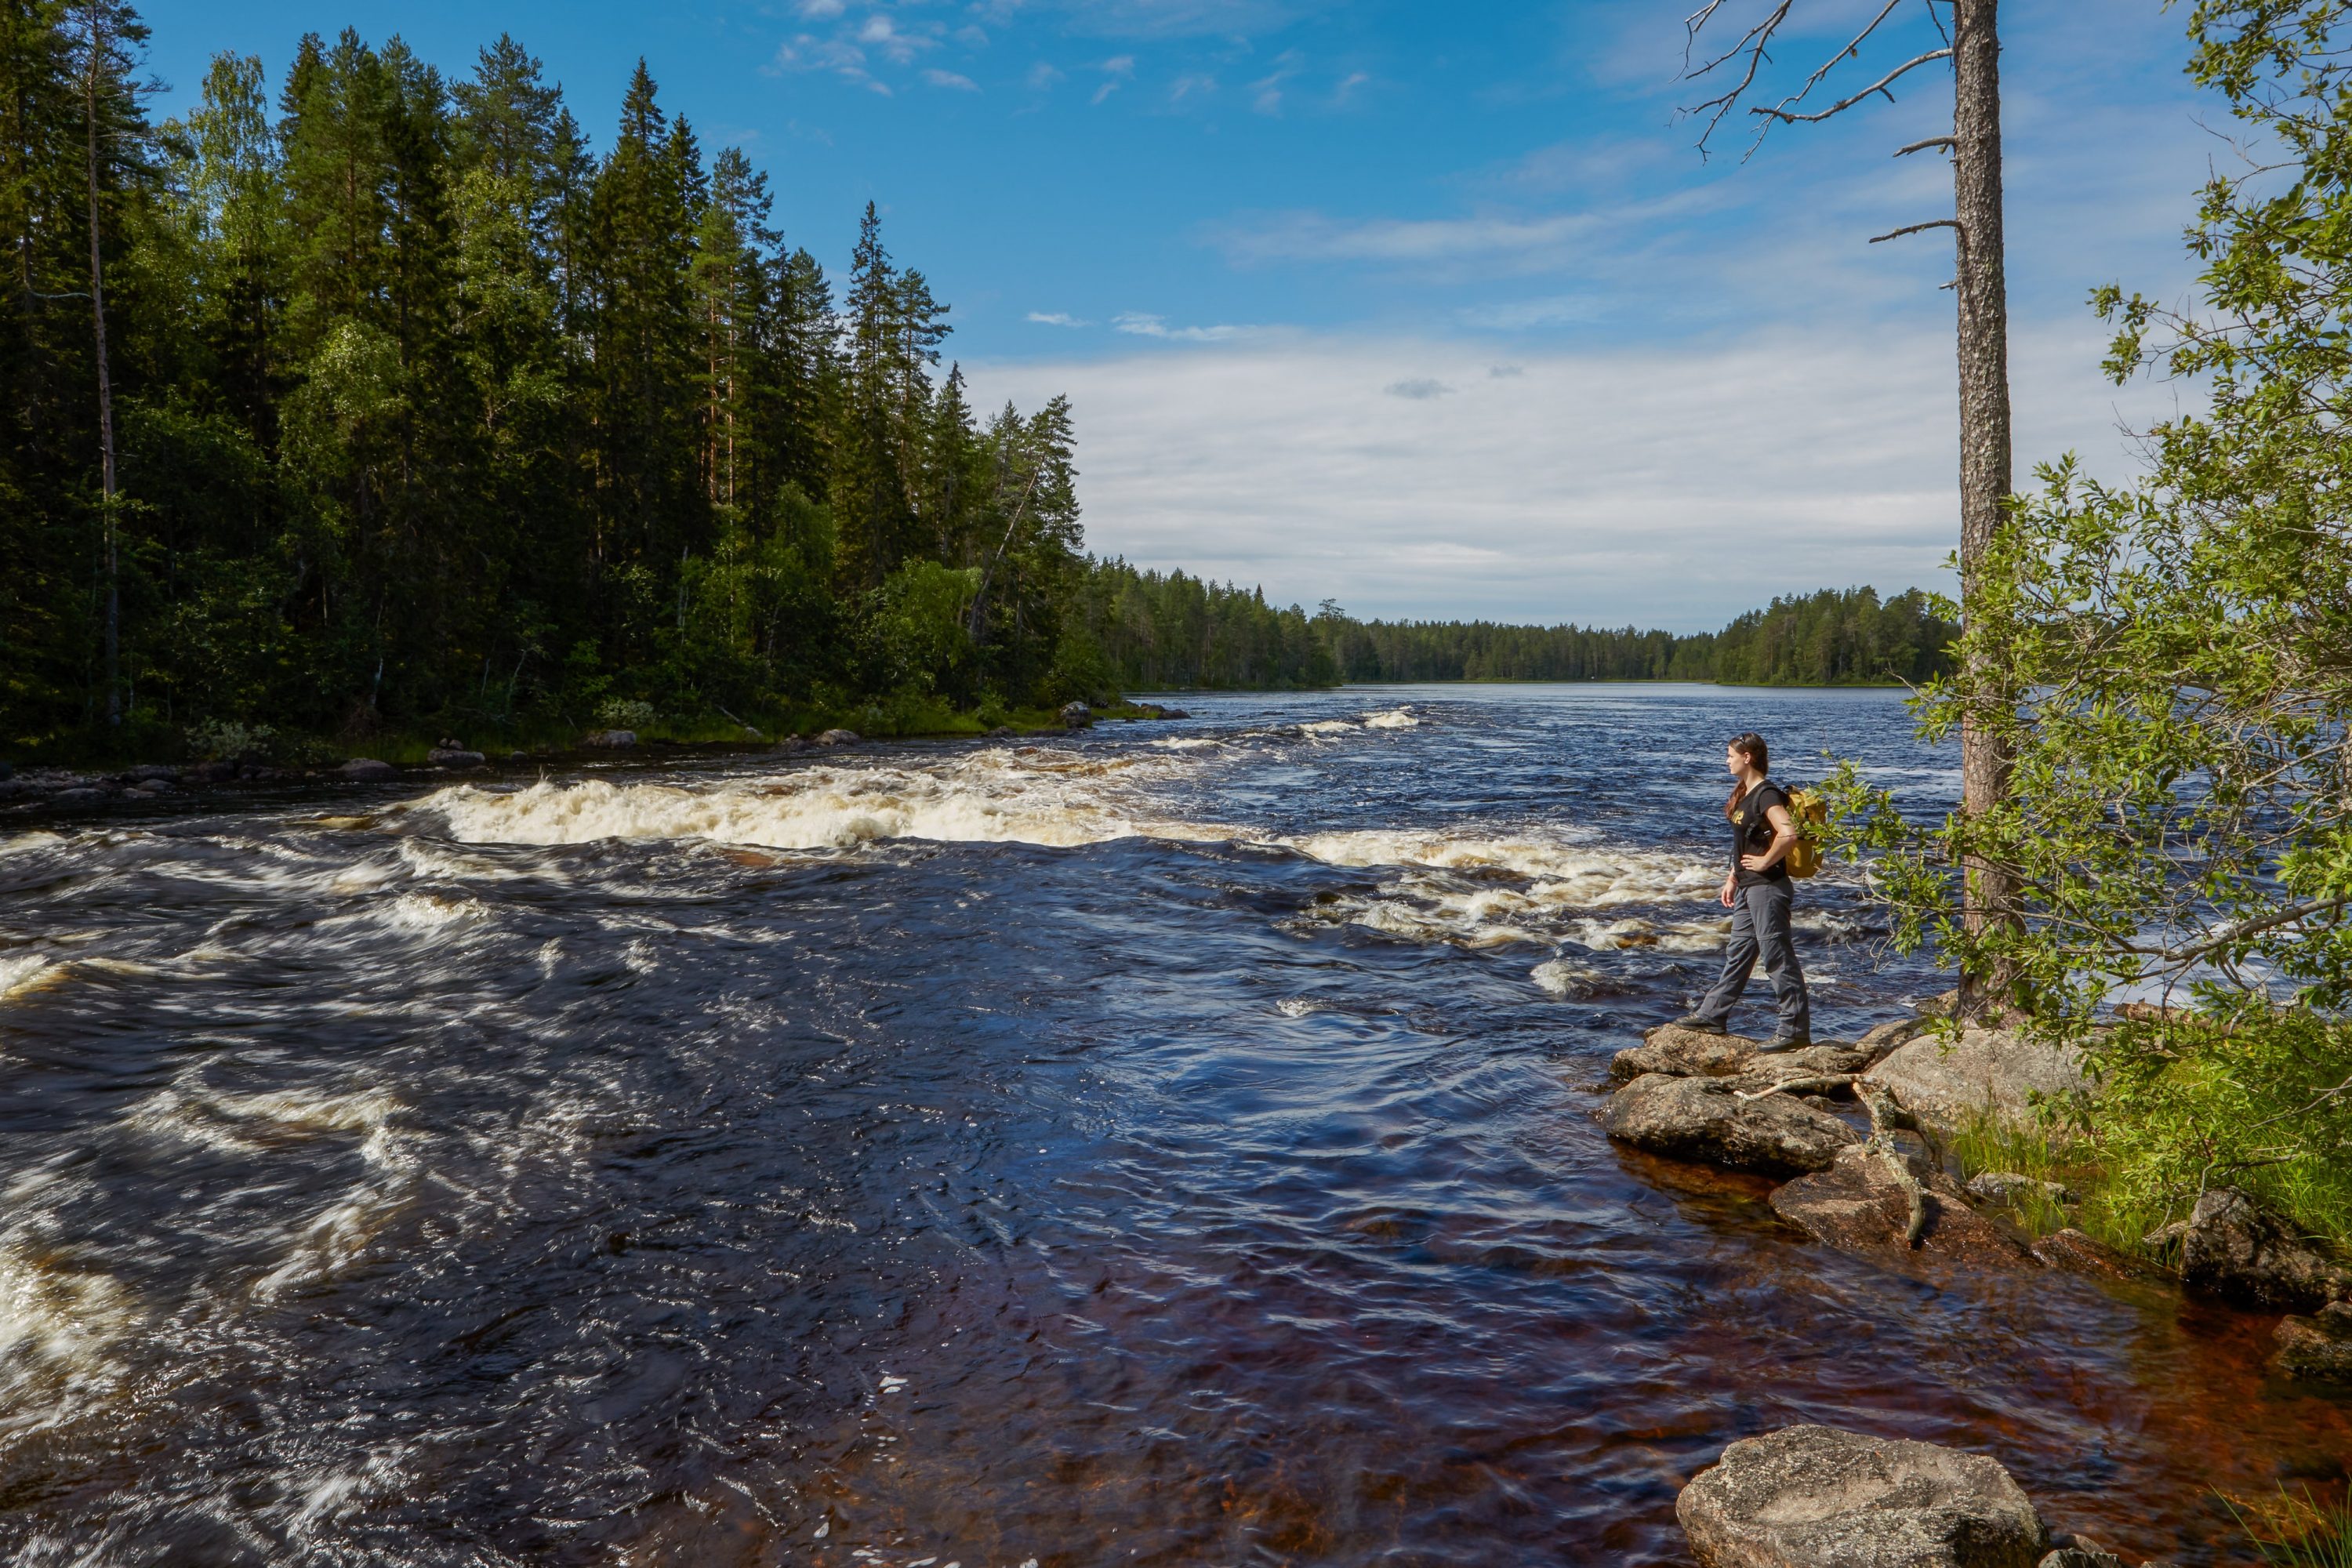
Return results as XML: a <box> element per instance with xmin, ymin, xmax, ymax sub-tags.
<box><xmin>0</xmin><ymin>687</ymin><xmax>2342</xmax><ymax>1566</ymax></box>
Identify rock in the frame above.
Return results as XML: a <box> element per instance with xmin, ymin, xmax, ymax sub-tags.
<box><xmin>1600</xmin><ymin>1073</ymin><xmax>1858</xmax><ymax>1178</ymax></box>
<box><xmin>1612</xmin><ymin>1026</ymin><xmax>1764</xmax><ymax>1083</ymax></box>
<box><xmin>987</xmin><ymin>725</ymin><xmax>1014</xmax><ymax>737</ymax></box>
<box><xmin>339</xmin><ymin>757</ymin><xmax>397</xmax><ymax>782</ymax></box>
<box><xmin>582</xmin><ymin>729</ymin><xmax>637</xmax><ymax>749</ymax></box>
<box><xmin>2180</xmin><ymin>1188</ymin><xmax>2351</xmax><ymax>1312</ymax></box>
<box><xmin>815</xmin><ymin>728</ymin><xmax>861</xmax><ymax>746</ymax></box>
<box><xmin>2270</xmin><ymin>1301</ymin><xmax>2352</xmax><ymax>1383</ymax></box>
<box><xmin>126</xmin><ymin>763</ymin><xmax>180</xmax><ymax>782</ymax></box>
<box><xmin>1772</xmin><ymin>1145</ymin><xmax>2042</xmax><ymax>1269</ymax></box>
<box><xmin>2039</xmin><ymin>1547</ymin><xmax>2125</xmax><ymax>1568</ymax></box>
<box><xmin>1158</xmin><ymin>707</ymin><xmax>1190</xmax><ymax>719</ymax></box>
<box><xmin>1676</xmin><ymin>1424</ymin><xmax>2046</xmax><ymax>1568</ymax></box>
<box><xmin>49</xmin><ymin>787</ymin><xmax>108</xmax><ymax>806</ymax></box>
<box><xmin>1059</xmin><ymin>701</ymin><xmax>1093</xmax><ymax>728</ymax></box>
<box><xmin>190</xmin><ymin>760</ymin><xmax>238</xmax><ymax>783</ymax></box>
<box><xmin>1965</xmin><ymin>1172</ymin><xmax>2077</xmax><ymax>1207</ymax></box>
<box><xmin>426</xmin><ymin>747</ymin><xmax>488</xmax><ymax>768</ymax></box>
<box><xmin>2031</xmin><ymin>1229</ymin><xmax>2157</xmax><ymax>1283</ymax></box>
<box><xmin>1857</xmin><ymin>1014</ymin><xmax>1931</xmax><ymax>1061</ymax></box>
<box><xmin>1863</xmin><ymin>1027</ymin><xmax>2091</xmax><ymax>1132</ymax></box>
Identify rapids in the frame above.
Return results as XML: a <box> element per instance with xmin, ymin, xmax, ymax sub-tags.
<box><xmin>0</xmin><ymin>684</ymin><xmax>2342</xmax><ymax>1565</ymax></box>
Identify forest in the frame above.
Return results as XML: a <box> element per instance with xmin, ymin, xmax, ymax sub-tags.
<box><xmin>1077</xmin><ymin>573</ymin><xmax>1955</xmax><ymax>692</ymax></box>
<box><xmin>2</xmin><ymin>5</ymin><xmax>1953</xmax><ymax>761</ymax></box>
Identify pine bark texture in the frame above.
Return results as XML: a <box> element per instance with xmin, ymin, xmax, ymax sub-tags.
<box><xmin>1951</xmin><ymin>0</ymin><xmax>2016</xmax><ymax>1011</ymax></box>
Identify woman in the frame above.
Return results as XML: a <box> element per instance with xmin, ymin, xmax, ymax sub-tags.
<box><xmin>1671</xmin><ymin>731</ymin><xmax>1811</xmax><ymax>1047</ymax></box>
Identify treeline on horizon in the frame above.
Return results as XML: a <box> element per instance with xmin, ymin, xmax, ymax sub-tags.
<box><xmin>1074</xmin><ymin>570</ymin><xmax>1958</xmax><ymax>691</ymax></box>
<box><xmin>2</xmin><ymin>5</ymin><xmax>1953</xmax><ymax>761</ymax></box>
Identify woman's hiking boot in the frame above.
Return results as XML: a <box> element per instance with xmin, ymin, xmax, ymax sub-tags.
<box><xmin>1668</xmin><ymin>1014</ymin><xmax>1726</xmax><ymax>1035</ymax></box>
<box><xmin>1766</xmin><ymin>1031</ymin><xmax>1812</xmax><ymax>1051</ymax></box>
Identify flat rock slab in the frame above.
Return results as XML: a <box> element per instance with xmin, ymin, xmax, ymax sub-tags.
<box><xmin>2180</xmin><ymin>1187</ymin><xmax>2352</xmax><ymax>1312</ymax></box>
<box><xmin>1771</xmin><ymin>1145</ymin><xmax>2042</xmax><ymax>1269</ymax></box>
<box><xmin>1864</xmin><ymin>1028</ymin><xmax>2090</xmax><ymax>1131</ymax></box>
<box><xmin>2030</xmin><ymin>1228</ymin><xmax>2157</xmax><ymax>1283</ymax></box>
<box><xmin>1678</xmin><ymin>1424</ymin><xmax>2046</xmax><ymax>1568</ymax></box>
<box><xmin>2271</xmin><ymin>1302</ymin><xmax>2352</xmax><ymax>1383</ymax></box>
<box><xmin>1611</xmin><ymin>1026</ymin><xmax>1766</xmax><ymax>1083</ymax></box>
<box><xmin>1602</xmin><ymin>1073</ymin><xmax>1858</xmax><ymax>1178</ymax></box>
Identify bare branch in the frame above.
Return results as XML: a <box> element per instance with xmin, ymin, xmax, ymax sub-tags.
<box><xmin>1753</xmin><ymin>47</ymin><xmax>1951</xmax><ymax>125</ymax></box>
<box><xmin>2121</xmin><ymin>897</ymin><xmax>2348</xmax><ymax>964</ymax></box>
<box><xmin>1778</xmin><ymin>0</ymin><xmax>1908</xmax><ymax>113</ymax></box>
<box><xmin>1870</xmin><ymin>218</ymin><xmax>1961</xmax><ymax>244</ymax></box>
<box><xmin>1895</xmin><ymin>136</ymin><xmax>1956</xmax><ymax>157</ymax></box>
<box><xmin>1682</xmin><ymin>1</ymin><xmax>1795</xmax><ymax>157</ymax></box>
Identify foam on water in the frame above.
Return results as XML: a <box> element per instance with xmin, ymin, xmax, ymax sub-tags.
<box><xmin>417</xmin><ymin>749</ymin><xmax>1238</xmax><ymax>852</ymax></box>
<box><xmin>0</xmin><ymin>954</ymin><xmax>57</xmax><ymax>1004</ymax></box>
<box><xmin>0</xmin><ymin>1243</ymin><xmax>137</xmax><ymax>1432</ymax></box>
<box><xmin>1530</xmin><ymin>959</ymin><xmax>1611</xmax><ymax>998</ymax></box>
<box><xmin>1363</xmin><ymin>707</ymin><xmax>1419</xmax><ymax>729</ymax></box>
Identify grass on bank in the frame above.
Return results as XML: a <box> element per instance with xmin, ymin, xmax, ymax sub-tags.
<box><xmin>2228</xmin><ymin>1487</ymin><xmax>2352</xmax><ymax>1568</ymax></box>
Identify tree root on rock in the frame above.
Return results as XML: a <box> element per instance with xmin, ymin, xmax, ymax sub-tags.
<box><xmin>1739</xmin><ymin>1073</ymin><xmax>1933</xmax><ymax>1248</ymax></box>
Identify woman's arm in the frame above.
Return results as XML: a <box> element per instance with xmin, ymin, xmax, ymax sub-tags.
<box><xmin>1739</xmin><ymin>803</ymin><xmax>1799</xmax><ymax>873</ymax></box>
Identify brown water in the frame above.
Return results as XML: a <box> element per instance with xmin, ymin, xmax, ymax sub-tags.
<box><xmin>0</xmin><ymin>686</ymin><xmax>2342</xmax><ymax>1565</ymax></box>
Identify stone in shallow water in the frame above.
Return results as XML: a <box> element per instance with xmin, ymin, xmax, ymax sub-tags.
<box><xmin>339</xmin><ymin>757</ymin><xmax>397</xmax><ymax>781</ymax></box>
<box><xmin>1676</xmin><ymin>1423</ymin><xmax>2046</xmax><ymax>1568</ymax></box>
<box><xmin>2180</xmin><ymin>1187</ymin><xmax>2352</xmax><ymax>1312</ymax></box>
<box><xmin>1610</xmin><ymin>1025</ymin><xmax>1764</xmax><ymax>1083</ymax></box>
<box><xmin>2271</xmin><ymin>1301</ymin><xmax>2352</xmax><ymax>1383</ymax></box>
<box><xmin>1771</xmin><ymin>1145</ymin><xmax>2042</xmax><ymax>1269</ymax></box>
<box><xmin>1599</xmin><ymin>1073</ymin><xmax>1857</xmax><ymax>1178</ymax></box>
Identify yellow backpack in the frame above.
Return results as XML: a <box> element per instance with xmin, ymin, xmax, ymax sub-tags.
<box><xmin>1783</xmin><ymin>786</ymin><xmax>1828</xmax><ymax>878</ymax></box>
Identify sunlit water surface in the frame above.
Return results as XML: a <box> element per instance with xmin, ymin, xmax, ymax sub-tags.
<box><xmin>0</xmin><ymin>685</ymin><xmax>2343</xmax><ymax>1566</ymax></box>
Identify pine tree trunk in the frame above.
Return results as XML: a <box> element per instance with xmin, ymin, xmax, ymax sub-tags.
<box><xmin>82</xmin><ymin>2</ymin><xmax>119</xmax><ymax>729</ymax></box>
<box><xmin>1951</xmin><ymin>0</ymin><xmax>2016</xmax><ymax>1015</ymax></box>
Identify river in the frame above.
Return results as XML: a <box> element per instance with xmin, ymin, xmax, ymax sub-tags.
<box><xmin>0</xmin><ymin>684</ymin><xmax>2343</xmax><ymax>1565</ymax></box>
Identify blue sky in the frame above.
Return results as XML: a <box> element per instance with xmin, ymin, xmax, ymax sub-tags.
<box><xmin>140</xmin><ymin>0</ymin><xmax>2219</xmax><ymax>630</ymax></box>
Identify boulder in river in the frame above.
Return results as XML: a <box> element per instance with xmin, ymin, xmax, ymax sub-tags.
<box><xmin>426</xmin><ymin>746</ymin><xmax>487</xmax><ymax>768</ymax></box>
<box><xmin>2038</xmin><ymin>1545</ymin><xmax>2127</xmax><ymax>1568</ymax></box>
<box><xmin>1863</xmin><ymin>1026</ymin><xmax>2090</xmax><ymax>1132</ymax></box>
<box><xmin>2177</xmin><ymin>1187</ymin><xmax>2351</xmax><ymax>1312</ymax></box>
<box><xmin>1771</xmin><ymin>1145</ymin><xmax>2042</xmax><ymax>1269</ymax></box>
<box><xmin>815</xmin><ymin>728</ymin><xmax>861</xmax><ymax>746</ymax></box>
<box><xmin>1610</xmin><ymin>1025</ymin><xmax>1764</xmax><ymax>1083</ymax></box>
<box><xmin>1600</xmin><ymin>1073</ymin><xmax>1857</xmax><ymax>1177</ymax></box>
<box><xmin>582</xmin><ymin>729</ymin><xmax>636</xmax><ymax>749</ymax></box>
<box><xmin>339</xmin><ymin>757</ymin><xmax>397</xmax><ymax>782</ymax></box>
<box><xmin>1059</xmin><ymin>701</ymin><xmax>1093</xmax><ymax>728</ymax></box>
<box><xmin>2270</xmin><ymin>1301</ymin><xmax>2352</xmax><ymax>1383</ymax></box>
<box><xmin>1676</xmin><ymin>1423</ymin><xmax>2046</xmax><ymax>1568</ymax></box>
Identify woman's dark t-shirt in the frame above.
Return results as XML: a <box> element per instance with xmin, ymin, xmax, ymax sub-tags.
<box><xmin>1730</xmin><ymin>781</ymin><xmax>1791</xmax><ymax>887</ymax></box>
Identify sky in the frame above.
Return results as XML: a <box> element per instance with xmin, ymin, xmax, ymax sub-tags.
<box><xmin>137</xmin><ymin>0</ymin><xmax>2223</xmax><ymax>630</ymax></box>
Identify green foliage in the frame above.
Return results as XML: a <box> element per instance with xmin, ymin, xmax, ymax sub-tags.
<box><xmin>1825</xmin><ymin>0</ymin><xmax>2352</xmax><ymax>1248</ymax></box>
<box><xmin>0</xmin><ymin>18</ymin><xmax>1090</xmax><ymax>756</ymax></box>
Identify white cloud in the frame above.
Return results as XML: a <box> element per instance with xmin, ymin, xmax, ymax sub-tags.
<box><xmin>1385</xmin><ymin>377</ymin><xmax>1453</xmax><ymax>399</ymax></box>
<box><xmin>796</xmin><ymin>0</ymin><xmax>844</xmax><ymax>15</ymax></box>
<box><xmin>1170</xmin><ymin>71</ymin><xmax>1218</xmax><ymax>103</ymax></box>
<box><xmin>1112</xmin><ymin>311</ymin><xmax>1252</xmax><ymax>342</ymax></box>
<box><xmin>923</xmin><ymin>67</ymin><xmax>980</xmax><ymax>90</ymax></box>
<box><xmin>962</xmin><ymin>322</ymin><xmax>2169</xmax><ymax>629</ymax></box>
<box><xmin>1026</xmin><ymin>60</ymin><xmax>1063</xmax><ymax>89</ymax></box>
<box><xmin>1027</xmin><ymin>311</ymin><xmax>1091</xmax><ymax>326</ymax></box>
